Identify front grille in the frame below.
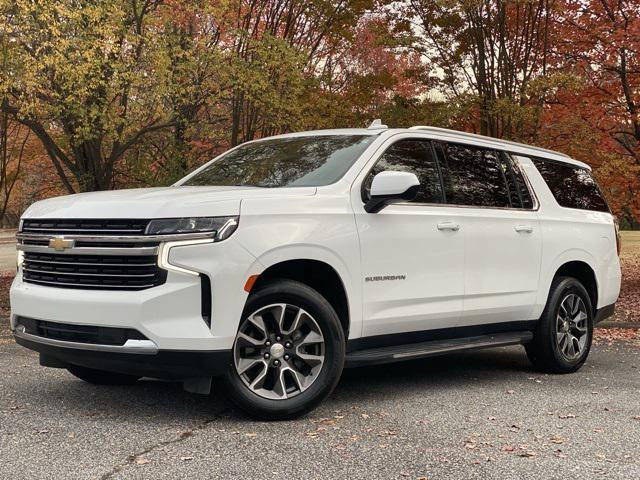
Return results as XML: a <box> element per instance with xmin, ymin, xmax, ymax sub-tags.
<box><xmin>23</xmin><ymin>252</ymin><xmax>166</xmax><ymax>290</ymax></box>
<box><xmin>18</xmin><ymin>317</ymin><xmax>147</xmax><ymax>345</ymax></box>
<box><xmin>22</xmin><ymin>218</ymin><xmax>149</xmax><ymax>236</ymax></box>
<box><xmin>19</xmin><ymin>217</ymin><xmax>168</xmax><ymax>291</ymax></box>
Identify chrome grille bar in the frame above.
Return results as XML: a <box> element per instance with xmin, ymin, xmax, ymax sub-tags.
<box><xmin>23</xmin><ymin>267</ymin><xmax>157</xmax><ymax>278</ymax></box>
<box><xmin>17</xmin><ymin>231</ymin><xmax>215</xmax><ymax>243</ymax></box>
<box><xmin>25</xmin><ymin>258</ymin><xmax>156</xmax><ymax>267</ymax></box>
<box><xmin>17</xmin><ymin>243</ymin><xmax>158</xmax><ymax>256</ymax></box>
<box><xmin>22</xmin><ymin>278</ymin><xmax>157</xmax><ymax>289</ymax></box>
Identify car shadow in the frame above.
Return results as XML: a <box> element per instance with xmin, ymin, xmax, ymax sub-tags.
<box><xmin>332</xmin><ymin>346</ymin><xmax>534</xmax><ymax>401</ymax></box>
<box><xmin>12</xmin><ymin>346</ymin><xmax>537</xmax><ymax>422</ymax></box>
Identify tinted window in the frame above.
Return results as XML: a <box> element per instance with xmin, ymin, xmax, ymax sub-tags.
<box><xmin>183</xmin><ymin>135</ymin><xmax>376</xmax><ymax>188</ymax></box>
<box><xmin>500</xmin><ymin>153</ymin><xmax>534</xmax><ymax>209</ymax></box>
<box><xmin>531</xmin><ymin>158</ymin><xmax>609</xmax><ymax>212</ymax></box>
<box><xmin>438</xmin><ymin>143</ymin><xmax>510</xmax><ymax>207</ymax></box>
<box><xmin>364</xmin><ymin>139</ymin><xmax>443</xmax><ymax>204</ymax></box>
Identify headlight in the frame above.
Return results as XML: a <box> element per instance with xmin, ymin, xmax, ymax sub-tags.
<box><xmin>145</xmin><ymin>216</ymin><xmax>239</xmax><ymax>240</ymax></box>
<box><xmin>17</xmin><ymin>250</ymin><xmax>24</xmax><ymax>269</ymax></box>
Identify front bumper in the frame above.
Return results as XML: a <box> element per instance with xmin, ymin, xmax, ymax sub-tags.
<box><xmin>15</xmin><ymin>335</ymin><xmax>231</xmax><ymax>379</ymax></box>
<box><xmin>10</xmin><ymin>236</ymin><xmax>261</xmax><ymax>378</ymax></box>
<box><xmin>10</xmin><ymin>269</ymin><xmax>215</xmax><ymax>350</ymax></box>
<box><xmin>11</xmin><ymin>238</ymin><xmax>258</xmax><ymax>350</ymax></box>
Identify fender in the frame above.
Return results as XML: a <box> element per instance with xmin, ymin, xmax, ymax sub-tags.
<box><xmin>534</xmin><ymin>248</ymin><xmax>600</xmax><ymax>317</ymax></box>
<box><xmin>243</xmin><ymin>243</ymin><xmax>363</xmax><ymax>340</ymax></box>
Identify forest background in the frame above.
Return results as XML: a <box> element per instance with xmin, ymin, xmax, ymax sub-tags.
<box><xmin>1</xmin><ymin>0</ymin><xmax>638</xmax><ymax>228</ymax></box>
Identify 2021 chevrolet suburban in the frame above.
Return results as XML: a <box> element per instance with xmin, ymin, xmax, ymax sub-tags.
<box><xmin>10</xmin><ymin>123</ymin><xmax>621</xmax><ymax>419</ymax></box>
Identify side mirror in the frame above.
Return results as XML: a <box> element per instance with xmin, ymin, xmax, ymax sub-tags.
<box><xmin>364</xmin><ymin>171</ymin><xmax>420</xmax><ymax>213</ymax></box>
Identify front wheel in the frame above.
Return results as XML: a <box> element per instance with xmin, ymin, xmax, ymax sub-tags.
<box><xmin>526</xmin><ymin>276</ymin><xmax>593</xmax><ymax>374</ymax></box>
<box><xmin>224</xmin><ymin>279</ymin><xmax>345</xmax><ymax>420</ymax></box>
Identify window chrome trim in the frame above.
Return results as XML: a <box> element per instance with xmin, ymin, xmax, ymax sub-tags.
<box><xmin>382</xmin><ymin>202</ymin><xmax>540</xmax><ymax>212</ymax></box>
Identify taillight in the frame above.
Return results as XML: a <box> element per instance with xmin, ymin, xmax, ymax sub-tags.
<box><xmin>614</xmin><ymin>216</ymin><xmax>621</xmax><ymax>256</ymax></box>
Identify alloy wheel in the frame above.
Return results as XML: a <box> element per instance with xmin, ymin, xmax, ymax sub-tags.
<box><xmin>556</xmin><ymin>293</ymin><xmax>589</xmax><ymax>360</ymax></box>
<box><xmin>233</xmin><ymin>303</ymin><xmax>325</xmax><ymax>400</ymax></box>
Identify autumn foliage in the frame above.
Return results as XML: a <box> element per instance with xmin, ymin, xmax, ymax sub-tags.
<box><xmin>0</xmin><ymin>0</ymin><xmax>638</xmax><ymax>227</ymax></box>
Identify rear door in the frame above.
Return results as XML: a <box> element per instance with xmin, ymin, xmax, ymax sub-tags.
<box><xmin>434</xmin><ymin>142</ymin><xmax>542</xmax><ymax>326</ymax></box>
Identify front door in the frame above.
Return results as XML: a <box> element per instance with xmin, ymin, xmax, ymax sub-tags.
<box><xmin>353</xmin><ymin>137</ymin><xmax>465</xmax><ymax>338</ymax></box>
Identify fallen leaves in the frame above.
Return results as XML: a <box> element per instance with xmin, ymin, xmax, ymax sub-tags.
<box><xmin>305</xmin><ymin>415</ymin><xmax>346</xmax><ymax>438</ymax></box>
<box><xmin>499</xmin><ymin>444</ymin><xmax>538</xmax><ymax>458</ymax></box>
<box><xmin>519</xmin><ymin>450</ymin><xmax>536</xmax><ymax>458</ymax></box>
<box><xmin>558</xmin><ymin>413</ymin><xmax>576</xmax><ymax>419</ymax></box>
<box><xmin>554</xmin><ymin>449</ymin><xmax>567</xmax><ymax>459</ymax></box>
<box><xmin>607</xmin><ymin>239</ymin><xmax>640</xmax><ymax>323</ymax></box>
<box><xmin>594</xmin><ymin>328</ymin><xmax>640</xmax><ymax>346</ymax></box>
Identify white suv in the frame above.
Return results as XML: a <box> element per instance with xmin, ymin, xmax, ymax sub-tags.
<box><xmin>10</xmin><ymin>124</ymin><xmax>621</xmax><ymax>419</ymax></box>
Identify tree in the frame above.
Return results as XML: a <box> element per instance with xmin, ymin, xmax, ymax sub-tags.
<box><xmin>408</xmin><ymin>0</ymin><xmax>554</xmax><ymax>139</ymax></box>
<box><xmin>541</xmin><ymin>0</ymin><xmax>640</xmax><ymax>224</ymax></box>
<box><xmin>556</xmin><ymin>0</ymin><xmax>640</xmax><ymax>160</ymax></box>
<box><xmin>0</xmin><ymin>112</ymin><xmax>27</xmax><ymax>225</ymax></box>
<box><xmin>0</xmin><ymin>0</ymin><xmax>180</xmax><ymax>192</ymax></box>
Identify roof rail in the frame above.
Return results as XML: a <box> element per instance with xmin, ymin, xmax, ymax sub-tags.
<box><xmin>408</xmin><ymin>125</ymin><xmax>571</xmax><ymax>159</ymax></box>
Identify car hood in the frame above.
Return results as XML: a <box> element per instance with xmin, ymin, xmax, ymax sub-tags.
<box><xmin>22</xmin><ymin>185</ymin><xmax>317</xmax><ymax>219</ymax></box>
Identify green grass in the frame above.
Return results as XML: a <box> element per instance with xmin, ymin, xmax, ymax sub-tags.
<box><xmin>621</xmin><ymin>231</ymin><xmax>640</xmax><ymax>252</ymax></box>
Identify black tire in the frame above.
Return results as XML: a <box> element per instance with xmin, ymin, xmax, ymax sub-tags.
<box><xmin>526</xmin><ymin>276</ymin><xmax>593</xmax><ymax>374</ymax></box>
<box><xmin>223</xmin><ymin>279</ymin><xmax>345</xmax><ymax>420</ymax></box>
<box><xmin>67</xmin><ymin>365</ymin><xmax>141</xmax><ymax>385</ymax></box>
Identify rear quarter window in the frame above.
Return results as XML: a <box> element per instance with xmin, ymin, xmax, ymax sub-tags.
<box><xmin>531</xmin><ymin>158</ymin><xmax>609</xmax><ymax>212</ymax></box>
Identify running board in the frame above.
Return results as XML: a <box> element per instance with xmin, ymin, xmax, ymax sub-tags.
<box><xmin>345</xmin><ymin>331</ymin><xmax>533</xmax><ymax>368</ymax></box>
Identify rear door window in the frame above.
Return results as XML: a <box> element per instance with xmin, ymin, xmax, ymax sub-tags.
<box><xmin>531</xmin><ymin>158</ymin><xmax>609</xmax><ymax>212</ymax></box>
<box><xmin>437</xmin><ymin>143</ymin><xmax>510</xmax><ymax>208</ymax></box>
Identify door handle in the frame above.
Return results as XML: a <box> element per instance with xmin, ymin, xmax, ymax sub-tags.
<box><xmin>437</xmin><ymin>222</ymin><xmax>460</xmax><ymax>232</ymax></box>
<box><xmin>515</xmin><ymin>224</ymin><xmax>533</xmax><ymax>233</ymax></box>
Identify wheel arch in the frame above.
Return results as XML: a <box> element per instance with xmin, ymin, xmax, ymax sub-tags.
<box><xmin>553</xmin><ymin>261</ymin><xmax>598</xmax><ymax>315</ymax></box>
<box><xmin>247</xmin><ymin>247</ymin><xmax>359</xmax><ymax>339</ymax></box>
<box><xmin>536</xmin><ymin>249</ymin><xmax>601</xmax><ymax>318</ymax></box>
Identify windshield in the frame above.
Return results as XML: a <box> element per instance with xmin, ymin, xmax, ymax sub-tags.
<box><xmin>182</xmin><ymin>135</ymin><xmax>376</xmax><ymax>188</ymax></box>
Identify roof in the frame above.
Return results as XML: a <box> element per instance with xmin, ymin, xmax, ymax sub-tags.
<box><xmin>262</xmin><ymin>125</ymin><xmax>590</xmax><ymax>169</ymax></box>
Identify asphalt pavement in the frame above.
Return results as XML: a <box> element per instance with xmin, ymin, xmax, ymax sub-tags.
<box><xmin>1</xmin><ymin>338</ymin><xmax>639</xmax><ymax>479</ymax></box>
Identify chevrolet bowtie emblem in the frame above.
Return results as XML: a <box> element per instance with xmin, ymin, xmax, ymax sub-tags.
<box><xmin>49</xmin><ymin>236</ymin><xmax>75</xmax><ymax>251</ymax></box>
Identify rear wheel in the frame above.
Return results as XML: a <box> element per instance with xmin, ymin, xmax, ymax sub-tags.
<box><xmin>67</xmin><ymin>365</ymin><xmax>141</xmax><ymax>385</ymax></box>
<box><xmin>526</xmin><ymin>276</ymin><xmax>593</xmax><ymax>373</ymax></box>
<box><xmin>224</xmin><ymin>279</ymin><xmax>345</xmax><ymax>420</ymax></box>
